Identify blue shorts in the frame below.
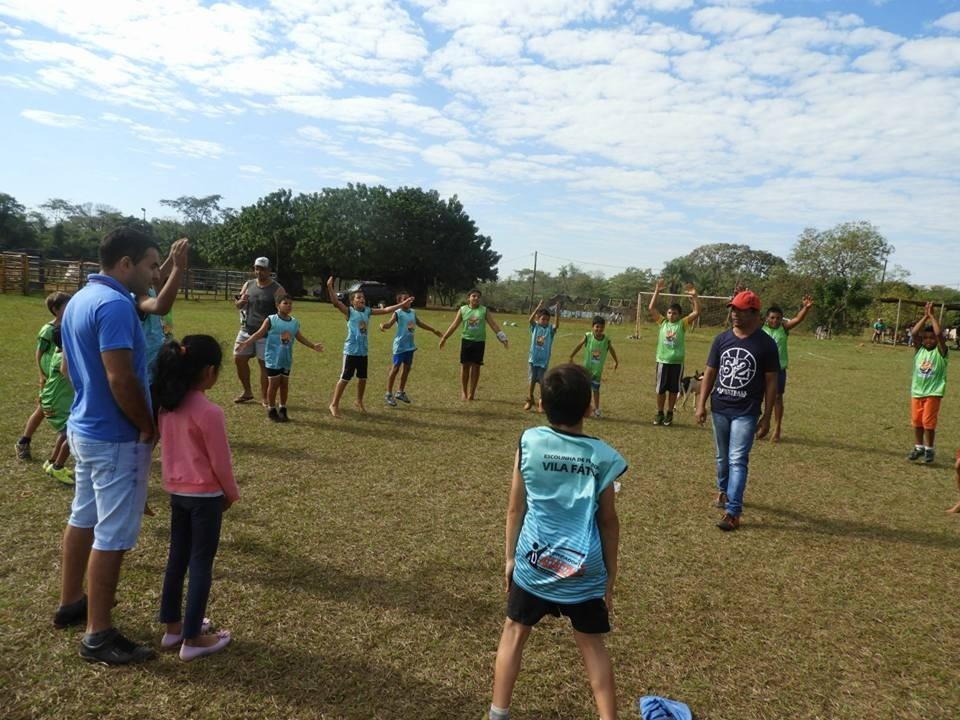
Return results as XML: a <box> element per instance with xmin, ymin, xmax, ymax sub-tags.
<box><xmin>591</xmin><ymin>379</ymin><xmax>602</xmax><ymax>391</ymax></box>
<box><xmin>528</xmin><ymin>364</ymin><xmax>547</xmax><ymax>384</ymax></box>
<box><xmin>777</xmin><ymin>369</ymin><xmax>787</xmax><ymax>395</ymax></box>
<box><xmin>67</xmin><ymin>431</ymin><xmax>152</xmax><ymax>551</ymax></box>
<box><xmin>393</xmin><ymin>350</ymin><xmax>415</xmax><ymax>367</ymax></box>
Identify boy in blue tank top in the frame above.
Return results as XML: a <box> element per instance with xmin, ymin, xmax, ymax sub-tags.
<box><xmin>486</xmin><ymin>363</ymin><xmax>626</xmax><ymax>720</ymax></box>
<box><xmin>524</xmin><ymin>299</ymin><xmax>560</xmax><ymax>411</ymax></box>
<box><xmin>236</xmin><ymin>293</ymin><xmax>324</xmax><ymax>422</ymax></box>
<box><xmin>378</xmin><ymin>290</ymin><xmax>442</xmax><ymax>406</ymax></box>
<box><xmin>326</xmin><ymin>276</ymin><xmax>414</xmax><ymax>418</ymax></box>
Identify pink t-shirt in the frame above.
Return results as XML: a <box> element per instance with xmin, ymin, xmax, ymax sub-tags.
<box><xmin>159</xmin><ymin>390</ymin><xmax>239</xmax><ymax>503</ymax></box>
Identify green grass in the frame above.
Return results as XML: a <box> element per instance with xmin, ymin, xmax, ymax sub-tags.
<box><xmin>1</xmin><ymin>294</ymin><xmax>959</xmax><ymax>719</ymax></box>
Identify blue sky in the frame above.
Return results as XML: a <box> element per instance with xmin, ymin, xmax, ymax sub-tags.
<box><xmin>2</xmin><ymin>0</ymin><xmax>959</xmax><ymax>287</ymax></box>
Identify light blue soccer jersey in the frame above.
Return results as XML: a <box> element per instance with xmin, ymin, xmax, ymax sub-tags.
<box><xmin>343</xmin><ymin>307</ymin><xmax>373</xmax><ymax>356</ymax></box>
<box><xmin>140</xmin><ymin>287</ymin><xmax>165</xmax><ymax>383</ymax></box>
<box><xmin>392</xmin><ymin>308</ymin><xmax>417</xmax><ymax>354</ymax></box>
<box><xmin>512</xmin><ymin>426</ymin><xmax>627</xmax><ymax>604</ymax></box>
<box><xmin>264</xmin><ymin>314</ymin><xmax>300</xmax><ymax>371</ymax></box>
<box><xmin>528</xmin><ymin>323</ymin><xmax>557</xmax><ymax>368</ymax></box>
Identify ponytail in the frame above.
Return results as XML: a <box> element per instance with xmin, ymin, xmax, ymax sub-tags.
<box><xmin>154</xmin><ymin>335</ymin><xmax>223</xmax><ymax>410</ymax></box>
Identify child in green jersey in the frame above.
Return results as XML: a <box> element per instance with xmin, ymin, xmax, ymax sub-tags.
<box><xmin>648</xmin><ymin>279</ymin><xmax>700</xmax><ymax>426</ymax></box>
<box><xmin>569</xmin><ymin>316</ymin><xmax>619</xmax><ymax>418</ymax></box>
<box><xmin>40</xmin><ymin>326</ymin><xmax>75</xmax><ymax>485</ymax></box>
<box><xmin>908</xmin><ymin>302</ymin><xmax>948</xmax><ymax>463</ymax></box>
<box><xmin>762</xmin><ymin>294</ymin><xmax>813</xmax><ymax>442</ymax></box>
<box><xmin>438</xmin><ymin>288</ymin><xmax>508</xmax><ymax>400</ymax></box>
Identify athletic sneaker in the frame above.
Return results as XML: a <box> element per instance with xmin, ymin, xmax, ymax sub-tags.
<box><xmin>267</xmin><ymin>407</ymin><xmax>280</xmax><ymax>422</ymax></box>
<box><xmin>716</xmin><ymin>513</ymin><xmax>740</xmax><ymax>531</ymax></box>
<box><xmin>15</xmin><ymin>439</ymin><xmax>31</xmax><ymax>460</ymax></box>
<box><xmin>49</xmin><ymin>466</ymin><xmax>74</xmax><ymax>486</ymax></box>
<box><xmin>907</xmin><ymin>446</ymin><xmax>925</xmax><ymax>461</ymax></box>
<box><xmin>394</xmin><ymin>391</ymin><xmax>411</xmax><ymax>404</ymax></box>
<box><xmin>924</xmin><ymin>448</ymin><xmax>935</xmax><ymax>464</ymax></box>
<box><xmin>663</xmin><ymin>411</ymin><xmax>674</xmax><ymax>427</ymax></box>
<box><xmin>53</xmin><ymin>595</ymin><xmax>87</xmax><ymax>629</ymax></box>
<box><xmin>42</xmin><ymin>460</ymin><xmax>53</xmax><ymax>474</ymax></box>
<box><xmin>80</xmin><ymin>628</ymin><xmax>155</xmax><ymax>665</ymax></box>
<box><xmin>653</xmin><ymin>411</ymin><xmax>664</xmax><ymax>426</ymax></box>
<box><xmin>385</xmin><ymin>392</ymin><xmax>397</xmax><ymax>407</ymax></box>
<box><xmin>593</xmin><ymin>408</ymin><xmax>603</xmax><ymax>419</ymax></box>
<box><xmin>278</xmin><ymin>407</ymin><xmax>289</xmax><ymax>423</ymax></box>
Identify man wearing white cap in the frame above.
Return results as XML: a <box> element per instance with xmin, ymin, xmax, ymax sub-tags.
<box><xmin>233</xmin><ymin>257</ymin><xmax>284</xmax><ymax>404</ymax></box>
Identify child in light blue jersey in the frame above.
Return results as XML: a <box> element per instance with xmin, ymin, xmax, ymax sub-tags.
<box><xmin>378</xmin><ymin>290</ymin><xmax>442</xmax><ymax>406</ymax></box>
<box><xmin>524</xmin><ymin>299</ymin><xmax>560</xmax><ymax>411</ymax></box>
<box><xmin>237</xmin><ymin>294</ymin><xmax>323</xmax><ymax>422</ymax></box>
<box><xmin>486</xmin><ymin>363</ymin><xmax>626</xmax><ymax>720</ymax></box>
<box><xmin>326</xmin><ymin>276</ymin><xmax>414</xmax><ymax>418</ymax></box>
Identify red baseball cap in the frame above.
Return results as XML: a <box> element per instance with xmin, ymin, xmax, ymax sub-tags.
<box><xmin>727</xmin><ymin>290</ymin><xmax>761</xmax><ymax>311</ymax></box>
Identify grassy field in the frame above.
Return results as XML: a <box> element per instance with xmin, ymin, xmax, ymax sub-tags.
<box><xmin>1</xmin><ymin>293</ymin><xmax>959</xmax><ymax>720</ymax></box>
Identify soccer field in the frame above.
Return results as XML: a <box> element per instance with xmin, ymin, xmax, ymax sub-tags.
<box><xmin>2</xmin><ymin>293</ymin><xmax>958</xmax><ymax>720</ymax></box>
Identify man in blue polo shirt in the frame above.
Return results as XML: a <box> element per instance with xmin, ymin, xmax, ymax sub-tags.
<box><xmin>695</xmin><ymin>290</ymin><xmax>779</xmax><ymax>532</ymax></box>
<box><xmin>53</xmin><ymin>227</ymin><xmax>160</xmax><ymax>664</ymax></box>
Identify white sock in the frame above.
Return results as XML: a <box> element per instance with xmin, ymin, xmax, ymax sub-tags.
<box><xmin>488</xmin><ymin>705</ymin><xmax>509</xmax><ymax>720</ymax></box>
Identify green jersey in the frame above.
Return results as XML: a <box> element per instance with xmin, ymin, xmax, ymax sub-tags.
<box><xmin>656</xmin><ymin>318</ymin><xmax>689</xmax><ymax>365</ymax></box>
<box><xmin>912</xmin><ymin>346</ymin><xmax>948</xmax><ymax>398</ymax></box>
<box><xmin>583</xmin><ymin>332</ymin><xmax>611</xmax><ymax>381</ymax></box>
<box><xmin>460</xmin><ymin>305</ymin><xmax>487</xmax><ymax>342</ymax></box>
<box><xmin>762</xmin><ymin>323</ymin><xmax>789</xmax><ymax>369</ymax></box>
<box><xmin>39</xmin><ymin>348</ymin><xmax>72</xmax><ymax>432</ymax></box>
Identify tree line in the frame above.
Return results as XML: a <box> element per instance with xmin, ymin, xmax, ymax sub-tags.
<box><xmin>2</xmin><ymin>189</ymin><xmax>955</xmax><ymax>333</ymax></box>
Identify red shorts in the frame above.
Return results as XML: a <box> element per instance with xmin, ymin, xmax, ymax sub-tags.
<box><xmin>911</xmin><ymin>397</ymin><xmax>942</xmax><ymax>430</ymax></box>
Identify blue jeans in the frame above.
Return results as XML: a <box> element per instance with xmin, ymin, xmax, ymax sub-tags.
<box><xmin>711</xmin><ymin>412</ymin><xmax>758</xmax><ymax>517</ymax></box>
<box><xmin>158</xmin><ymin>494</ymin><xmax>223</xmax><ymax>638</ymax></box>
<box><xmin>67</xmin><ymin>430</ymin><xmax>152</xmax><ymax>551</ymax></box>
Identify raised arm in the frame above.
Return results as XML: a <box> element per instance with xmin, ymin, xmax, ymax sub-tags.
<box><xmin>157</xmin><ymin>237</ymin><xmax>189</xmax><ymax>283</ymax></box>
<box><xmin>553</xmin><ymin>302</ymin><xmax>561</xmax><ymax>331</ymax></box>
<box><xmin>783</xmin><ymin>295</ymin><xmax>814</xmax><ymax>331</ymax></box>
<box><xmin>485</xmin><ymin>309</ymin><xmax>508</xmax><ymax>348</ymax></box>
<box><xmin>527</xmin><ymin>299</ymin><xmax>543</xmax><ymax>326</ymax></box>
<box><xmin>685</xmin><ymin>282</ymin><xmax>701</xmax><ymax>324</ymax></box>
<box><xmin>648</xmin><ymin>278</ymin><xmax>664</xmax><ymax>323</ymax></box>
<box><xmin>927</xmin><ymin>302</ymin><xmax>948</xmax><ymax>356</ymax></box>
<box><xmin>372</xmin><ymin>295</ymin><xmax>414</xmax><ymax>316</ymax></box>
<box><xmin>138</xmin><ymin>238</ymin><xmax>189</xmax><ymax>316</ymax></box>
<box><xmin>326</xmin><ymin>276</ymin><xmax>349</xmax><ymax>317</ymax></box>
<box><xmin>911</xmin><ymin>304</ymin><xmax>931</xmax><ymax>350</ymax></box>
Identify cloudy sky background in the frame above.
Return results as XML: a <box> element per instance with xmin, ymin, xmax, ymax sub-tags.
<box><xmin>2</xmin><ymin>0</ymin><xmax>959</xmax><ymax>285</ymax></box>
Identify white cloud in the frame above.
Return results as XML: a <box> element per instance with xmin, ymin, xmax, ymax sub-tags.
<box><xmin>899</xmin><ymin>37</ymin><xmax>960</xmax><ymax>70</ymax></box>
<box><xmin>20</xmin><ymin>108</ymin><xmax>83</xmax><ymax>127</ymax></box>
<box><xmin>691</xmin><ymin>7</ymin><xmax>780</xmax><ymax>37</ymax></box>
<box><xmin>417</xmin><ymin>0</ymin><xmax>620</xmax><ymax>33</ymax></box>
<box><xmin>933</xmin><ymin>12</ymin><xmax>960</xmax><ymax>33</ymax></box>
<box><xmin>100</xmin><ymin>113</ymin><xmax>226</xmax><ymax>159</ymax></box>
<box><xmin>239</xmin><ymin>164</ymin><xmax>263</xmax><ymax>173</ymax></box>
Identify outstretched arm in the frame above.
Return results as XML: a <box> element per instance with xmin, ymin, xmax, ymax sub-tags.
<box><xmin>648</xmin><ymin>278</ymin><xmax>664</xmax><ymax>322</ymax></box>
<box><xmin>783</xmin><ymin>295</ymin><xmax>814</xmax><ymax>331</ymax></box>
<box><xmin>236</xmin><ymin>317</ymin><xmax>271</xmax><ymax>350</ymax></box>
<box><xmin>415</xmin><ymin>316</ymin><xmax>443</xmax><ymax>337</ymax></box>
<box><xmin>295</xmin><ymin>330</ymin><xmax>324</xmax><ymax>352</ymax></box>
<box><xmin>326</xmin><ymin>277</ymin><xmax>349</xmax><ymax>317</ymax></box>
<box><xmin>372</xmin><ymin>295</ymin><xmax>415</xmax><ymax>316</ymax></box>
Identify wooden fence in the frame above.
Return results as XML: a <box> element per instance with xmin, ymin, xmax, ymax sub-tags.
<box><xmin>1</xmin><ymin>253</ymin><xmax>251</xmax><ymax>300</ymax></box>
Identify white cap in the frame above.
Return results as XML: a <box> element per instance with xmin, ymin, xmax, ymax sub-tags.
<box><xmin>254</xmin><ymin>256</ymin><xmax>270</xmax><ymax>268</ymax></box>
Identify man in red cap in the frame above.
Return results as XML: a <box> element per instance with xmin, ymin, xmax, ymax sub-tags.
<box><xmin>695</xmin><ymin>290</ymin><xmax>779</xmax><ymax>530</ymax></box>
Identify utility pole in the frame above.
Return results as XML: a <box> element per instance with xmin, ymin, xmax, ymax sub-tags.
<box><xmin>529</xmin><ymin>251</ymin><xmax>537</xmax><ymax>312</ymax></box>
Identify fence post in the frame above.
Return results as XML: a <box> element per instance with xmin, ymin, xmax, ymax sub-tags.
<box><xmin>20</xmin><ymin>254</ymin><xmax>29</xmax><ymax>295</ymax></box>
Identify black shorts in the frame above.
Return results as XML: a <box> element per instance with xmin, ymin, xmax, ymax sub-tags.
<box><xmin>266</xmin><ymin>367</ymin><xmax>291</xmax><ymax>377</ymax></box>
<box><xmin>340</xmin><ymin>354</ymin><xmax>368</xmax><ymax>381</ymax></box>
<box><xmin>506</xmin><ymin>581</ymin><xmax>610</xmax><ymax>634</ymax></box>
<box><xmin>655</xmin><ymin>362</ymin><xmax>683</xmax><ymax>394</ymax></box>
<box><xmin>460</xmin><ymin>339</ymin><xmax>485</xmax><ymax>365</ymax></box>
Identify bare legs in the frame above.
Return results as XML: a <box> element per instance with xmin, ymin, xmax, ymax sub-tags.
<box><xmin>460</xmin><ymin>363</ymin><xmax>481</xmax><ymax>400</ymax></box>
<box><xmin>329</xmin><ymin>378</ymin><xmax>366</xmax><ymax>417</ymax></box>
<box><xmin>772</xmin><ymin>395</ymin><xmax>784</xmax><ymax>442</ymax></box>
<box><xmin>235</xmin><ymin>356</ymin><xmax>268</xmax><ymax>403</ymax></box>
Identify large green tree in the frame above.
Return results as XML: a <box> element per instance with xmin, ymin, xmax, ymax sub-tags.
<box><xmin>0</xmin><ymin>193</ymin><xmax>36</xmax><ymax>250</ymax></box>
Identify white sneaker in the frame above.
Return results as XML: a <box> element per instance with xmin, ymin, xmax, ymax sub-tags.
<box><xmin>593</xmin><ymin>408</ymin><xmax>603</xmax><ymax>418</ymax></box>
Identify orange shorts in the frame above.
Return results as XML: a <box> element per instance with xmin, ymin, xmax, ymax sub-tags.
<box><xmin>911</xmin><ymin>396</ymin><xmax>942</xmax><ymax>430</ymax></box>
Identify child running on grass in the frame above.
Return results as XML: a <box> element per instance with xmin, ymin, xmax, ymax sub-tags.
<box><xmin>648</xmin><ymin>279</ymin><xmax>700</xmax><ymax>426</ymax></box>
<box><xmin>40</xmin><ymin>325</ymin><xmax>75</xmax><ymax>486</ymax></box>
<box><xmin>485</xmin><ymin>363</ymin><xmax>626</xmax><ymax>720</ymax></box>
<box><xmin>908</xmin><ymin>302</ymin><xmax>949</xmax><ymax>464</ymax></box>
<box><xmin>236</xmin><ymin>293</ymin><xmax>324</xmax><ymax>422</ymax></box>
<box><xmin>569</xmin><ymin>315</ymin><xmax>619</xmax><ymax>418</ymax></box>
<box><xmin>16</xmin><ymin>291</ymin><xmax>71</xmax><ymax>461</ymax></box>
<box><xmin>327</xmin><ymin>276</ymin><xmax>413</xmax><ymax>417</ymax></box>
<box><xmin>761</xmin><ymin>295</ymin><xmax>813</xmax><ymax>442</ymax></box>
<box><xmin>378</xmin><ymin>290</ymin><xmax>442</xmax><ymax>406</ymax></box>
<box><xmin>438</xmin><ymin>288</ymin><xmax>509</xmax><ymax>401</ymax></box>
<box><xmin>155</xmin><ymin>335</ymin><xmax>239</xmax><ymax>662</ymax></box>
<box><xmin>524</xmin><ymin>299</ymin><xmax>560</xmax><ymax>411</ymax></box>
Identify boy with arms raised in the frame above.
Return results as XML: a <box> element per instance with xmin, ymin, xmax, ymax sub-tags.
<box><xmin>908</xmin><ymin>302</ymin><xmax>948</xmax><ymax>463</ymax></box>
<box><xmin>379</xmin><ymin>290</ymin><xmax>442</xmax><ymax>406</ymax></box>
<box><xmin>761</xmin><ymin>295</ymin><xmax>813</xmax><ymax>442</ymax></box>
<box><xmin>523</xmin><ymin>299</ymin><xmax>560</xmax><ymax>411</ymax></box>
<box><xmin>648</xmin><ymin>279</ymin><xmax>700</xmax><ymax>426</ymax></box>
<box><xmin>486</xmin><ymin>363</ymin><xmax>626</xmax><ymax>720</ymax></box>
<box><xmin>569</xmin><ymin>316</ymin><xmax>619</xmax><ymax>418</ymax></box>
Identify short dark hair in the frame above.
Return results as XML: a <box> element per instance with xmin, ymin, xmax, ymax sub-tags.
<box><xmin>541</xmin><ymin>364</ymin><xmax>592</xmax><ymax>426</ymax></box>
<box><xmin>535</xmin><ymin>308</ymin><xmax>551</xmax><ymax>319</ymax></box>
<box><xmin>99</xmin><ymin>227</ymin><xmax>160</xmax><ymax>270</ymax></box>
<box><xmin>467</xmin><ymin>288</ymin><xmax>482</xmax><ymax>297</ymax></box>
<box><xmin>275</xmin><ymin>292</ymin><xmax>292</xmax><ymax>304</ymax></box>
<box><xmin>766</xmin><ymin>305</ymin><xmax>783</xmax><ymax>316</ymax></box>
<box><xmin>668</xmin><ymin>302</ymin><xmax>682</xmax><ymax>314</ymax></box>
<box><xmin>46</xmin><ymin>291</ymin><xmax>71</xmax><ymax>314</ymax></box>
<box><xmin>592</xmin><ymin>315</ymin><xmax>606</xmax><ymax>326</ymax></box>
<box><xmin>154</xmin><ymin>335</ymin><xmax>223</xmax><ymax>411</ymax></box>
<box><xmin>395</xmin><ymin>289</ymin><xmax>410</xmax><ymax>300</ymax></box>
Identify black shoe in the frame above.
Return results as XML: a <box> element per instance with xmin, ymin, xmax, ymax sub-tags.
<box><xmin>80</xmin><ymin>629</ymin><xmax>155</xmax><ymax>665</ymax></box>
<box><xmin>907</xmin><ymin>447</ymin><xmax>924</xmax><ymax>461</ymax></box>
<box><xmin>663</xmin><ymin>411</ymin><xmax>673</xmax><ymax>426</ymax></box>
<box><xmin>653</xmin><ymin>412</ymin><xmax>664</xmax><ymax>426</ymax></box>
<box><xmin>278</xmin><ymin>407</ymin><xmax>289</xmax><ymax>422</ymax></box>
<box><xmin>16</xmin><ymin>439</ymin><xmax>31</xmax><ymax>460</ymax></box>
<box><xmin>267</xmin><ymin>407</ymin><xmax>280</xmax><ymax>422</ymax></box>
<box><xmin>924</xmin><ymin>448</ymin><xmax>935</xmax><ymax>464</ymax></box>
<box><xmin>53</xmin><ymin>595</ymin><xmax>87</xmax><ymax>629</ymax></box>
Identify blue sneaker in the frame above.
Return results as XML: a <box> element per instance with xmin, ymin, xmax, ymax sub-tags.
<box><xmin>394</xmin><ymin>391</ymin><xmax>411</xmax><ymax>404</ymax></box>
<box><xmin>385</xmin><ymin>393</ymin><xmax>397</xmax><ymax>407</ymax></box>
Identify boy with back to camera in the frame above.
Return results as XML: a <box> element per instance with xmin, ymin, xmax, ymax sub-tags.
<box><xmin>485</xmin><ymin>363</ymin><xmax>627</xmax><ymax>720</ymax></box>
<box><xmin>908</xmin><ymin>302</ymin><xmax>948</xmax><ymax>464</ymax></box>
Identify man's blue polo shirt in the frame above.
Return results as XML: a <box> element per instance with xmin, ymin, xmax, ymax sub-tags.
<box><xmin>62</xmin><ymin>273</ymin><xmax>149</xmax><ymax>442</ymax></box>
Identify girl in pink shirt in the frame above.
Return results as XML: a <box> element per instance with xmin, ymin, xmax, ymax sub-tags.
<box><xmin>155</xmin><ymin>335</ymin><xmax>239</xmax><ymax>662</ymax></box>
